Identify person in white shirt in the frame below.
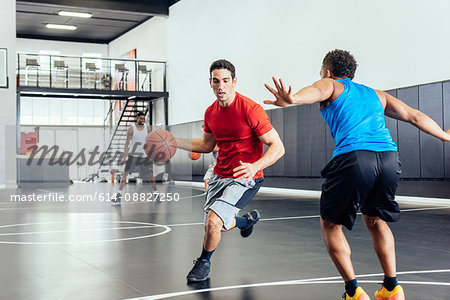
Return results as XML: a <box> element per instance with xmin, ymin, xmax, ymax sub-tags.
<box><xmin>113</xmin><ymin>112</ymin><xmax>158</xmax><ymax>204</ymax></box>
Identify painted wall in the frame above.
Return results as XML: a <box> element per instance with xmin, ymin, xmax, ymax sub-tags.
<box><xmin>108</xmin><ymin>17</ymin><xmax>167</xmax><ymax>61</ymax></box>
<box><xmin>16</xmin><ymin>38</ymin><xmax>108</xmax><ymax>57</ymax></box>
<box><xmin>107</xmin><ymin>0</ymin><xmax>450</xmax><ymax>179</ymax></box>
<box><xmin>0</xmin><ymin>0</ymin><xmax>16</xmax><ymax>187</ymax></box>
<box><xmin>165</xmin><ymin>0</ymin><xmax>450</xmax><ymax>125</ymax></box>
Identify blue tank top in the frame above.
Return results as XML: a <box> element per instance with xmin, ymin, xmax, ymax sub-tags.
<box><xmin>320</xmin><ymin>78</ymin><xmax>397</xmax><ymax>158</ymax></box>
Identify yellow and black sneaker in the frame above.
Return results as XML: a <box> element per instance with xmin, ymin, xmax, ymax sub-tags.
<box><xmin>343</xmin><ymin>287</ymin><xmax>371</xmax><ymax>300</ymax></box>
<box><xmin>375</xmin><ymin>284</ymin><xmax>405</xmax><ymax>300</ymax></box>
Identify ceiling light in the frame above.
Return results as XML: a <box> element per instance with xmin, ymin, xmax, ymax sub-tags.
<box><xmin>45</xmin><ymin>24</ymin><xmax>77</xmax><ymax>31</ymax></box>
<box><xmin>58</xmin><ymin>11</ymin><xmax>92</xmax><ymax>18</ymax></box>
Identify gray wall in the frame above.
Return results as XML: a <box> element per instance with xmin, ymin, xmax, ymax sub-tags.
<box><xmin>168</xmin><ymin>80</ymin><xmax>450</xmax><ymax>179</ymax></box>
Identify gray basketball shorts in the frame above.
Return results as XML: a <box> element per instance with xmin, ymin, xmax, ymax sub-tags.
<box><xmin>203</xmin><ymin>173</ymin><xmax>264</xmax><ymax>230</ymax></box>
<box><xmin>203</xmin><ymin>163</ymin><xmax>216</xmax><ymax>181</ymax></box>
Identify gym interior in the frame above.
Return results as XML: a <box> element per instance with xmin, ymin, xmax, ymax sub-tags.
<box><xmin>0</xmin><ymin>0</ymin><xmax>449</xmax><ymax>299</ymax></box>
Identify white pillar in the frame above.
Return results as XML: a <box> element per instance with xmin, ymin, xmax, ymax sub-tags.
<box><xmin>0</xmin><ymin>0</ymin><xmax>17</xmax><ymax>188</ymax></box>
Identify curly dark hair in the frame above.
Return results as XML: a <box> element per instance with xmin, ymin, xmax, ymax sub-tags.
<box><xmin>322</xmin><ymin>49</ymin><xmax>358</xmax><ymax>80</ymax></box>
<box><xmin>135</xmin><ymin>112</ymin><xmax>145</xmax><ymax>118</ymax></box>
<box><xmin>209</xmin><ymin>59</ymin><xmax>236</xmax><ymax>79</ymax></box>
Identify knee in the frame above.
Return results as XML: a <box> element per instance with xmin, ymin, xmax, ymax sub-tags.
<box><xmin>320</xmin><ymin>219</ymin><xmax>351</xmax><ymax>255</ymax></box>
<box><xmin>363</xmin><ymin>215</ymin><xmax>383</xmax><ymax>230</ymax></box>
<box><xmin>205</xmin><ymin>213</ymin><xmax>223</xmax><ymax>234</ymax></box>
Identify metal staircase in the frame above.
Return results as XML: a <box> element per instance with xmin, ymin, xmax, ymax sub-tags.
<box><xmin>96</xmin><ymin>100</ymin><xmax>150</xmax><ymax>179</ymax></box>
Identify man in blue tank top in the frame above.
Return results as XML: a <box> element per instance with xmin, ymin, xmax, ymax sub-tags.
<box><xmin>264</xmin><ymin>49</ymin><xmax>450</xmax><ymax>300</ymax></box>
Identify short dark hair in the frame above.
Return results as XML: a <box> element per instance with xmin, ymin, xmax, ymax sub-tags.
<box><xmin>136</xmin><ymin>112</ymin><xmax>145</xmax><ymax>118</ymax></box>
<box><xmin>209</xmin><ymin>59</ymin><xmax>236</xmax><ymax>79</ymax></box>
<box><xmin>322</xmin><ymin>49</ymin><xmax>358</xmax><ymax>80</ymax></box>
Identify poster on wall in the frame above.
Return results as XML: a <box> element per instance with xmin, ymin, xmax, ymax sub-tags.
<box><xmin>113</xmin><ymin>49</ymin><xmax>136</xmax><ymax>91</ymax></box>
<box><xmin>0</xmin><ymin>48</ymin><xmax>8</xmax><ymax>88</ymax></box>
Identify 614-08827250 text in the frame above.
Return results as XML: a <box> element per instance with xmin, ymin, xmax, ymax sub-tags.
<box><xmin>10</xmin><ymin>192</ymin><xmax>180</xmax><ymax>202</ymax></box>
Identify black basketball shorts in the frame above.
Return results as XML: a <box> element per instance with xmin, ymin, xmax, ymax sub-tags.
<box><xmin>320</xmin><ymin>150</ymin><xmax>402</xmax><ymax>230</ymax></box>
<box><xmin>124</xmin><ymin>155</ymin><xmax>153</xmax><ymax>178</ymax></box>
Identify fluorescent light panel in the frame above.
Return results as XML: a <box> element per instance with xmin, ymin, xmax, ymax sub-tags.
<box><xmin>58</xmin><ymin>11</ymin><xmax>92</xmax><ymax>18</ymax></box>
<box><xmin>45</xmin><ymin>24</ymin><xmax>77</xmax><ymax>31</ymax></box>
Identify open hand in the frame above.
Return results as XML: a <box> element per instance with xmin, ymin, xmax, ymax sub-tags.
<box><xmin>263</xmin><ymin>76</ymin><xmax>295</xmax><ymax>107</ymax></box>
<box><xmin>233</xmin><ymin>161</ymin><xmax>258</xmax><ymax>183</ymax></box>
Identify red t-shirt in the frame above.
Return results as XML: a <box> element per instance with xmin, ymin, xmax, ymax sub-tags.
<box><xmin>204</xmin><ymin>92</ymin><xmax>273</xmax><ymax>178</ymax></box>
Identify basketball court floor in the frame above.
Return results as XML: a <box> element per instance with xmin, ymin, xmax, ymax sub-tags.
<box><xmin>0</xmin><ymin>179</ymin><xmax>448</xmax><ymax>299</ymax></box>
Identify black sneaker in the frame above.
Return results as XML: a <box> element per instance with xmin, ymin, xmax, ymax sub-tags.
<box><xmin>186</xmin><ymin>258</ymin><xmax>210</xmax><ymax>282</ymax></box>
<box><xmin>240</xmin><ymin>210</ymin><xmax>261</xmax><ymax>238</ymax></box>
<box><xmin>111</xmin><ymin>192</ymin><xmax>121</xmax><ymax>205</ymax></box>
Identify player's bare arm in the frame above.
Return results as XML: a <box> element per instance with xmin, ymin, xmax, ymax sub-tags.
<box><xmin>176</xmin><ymin>131</ymin><xmax>217</xmax><ymax>153</ymax></box>
<box><xmin>376</xmin><ymin>90</ymin><xmax>450</xmax><ymax>142</ymax></box>
<box><xmin>264</xmin><ymin>77</ymin><xmax>336</xmax><ymax>107</ymax></box>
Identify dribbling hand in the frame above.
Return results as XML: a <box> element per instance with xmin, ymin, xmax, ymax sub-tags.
<box><xmin>233</xmin><ymin>161</ymin><xmax>258</xmax><ymax>183</ymax></box>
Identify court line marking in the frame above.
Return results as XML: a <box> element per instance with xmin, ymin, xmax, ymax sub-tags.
<box><xmin>0</xmin><ymin>221</ymin><xmax>171</xmax><ymax>245</ymax></box>
<box><xmin>124</xmin><ymin>269</ymin><xmax>450</xmax><ymax>300</ymax></box>
<box><xmin>176</xmin><ymin>181</ymin><xmax>450</xmax><ymax>205</ymax></box>
<box><xmin>0</xmin><ymin>206</ymin><xmax>444</xmax><ymax>239</ymax></box>
<box><xmin>0</xmin><ymin>225</ymin><xmax>164</xmax><ymax>236</ymax></box>
<box><xmin>318</xmin><ymin>280</ymin><xmax>450</xmax><ymax>286</ymax></box>
<box><xmin>164</xmin><ymin>206</ymin><xmax>450</xmax><ymax>227</ymax></box>
<box><xmin>0</xmin><ymin>187</ymin><xmax>206</xmax><ymax>210</ymax></box>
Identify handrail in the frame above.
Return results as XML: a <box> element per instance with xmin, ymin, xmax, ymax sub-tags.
<box><xmin>17</xmin><ymin>52</ymin><xmax>167</xmax><ymax>64</ymax></box>
<box><xmin>103</xmin><ymin>100</ymin><xmax>114</xmax><ymax>124</ymax></box>
<box><xmin>17</xmin><ymin>52</ymin><xmax>167</xmax><ymax>93</ymax></box>
<box><xmin>96</xmin><ymin>99</ymin><xmax>129</xmax><ymax>174</ymax></box>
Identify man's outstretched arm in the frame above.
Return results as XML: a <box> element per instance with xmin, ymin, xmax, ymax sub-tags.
<box><xmin>264</xmin><ymin>77</ymin><xmax>335</xmax><ymax>107</ymax></box>
<box><xmin>377</xmin><ymin>90</ymin><xmax>450</xmax><ymax>142</ymax></box>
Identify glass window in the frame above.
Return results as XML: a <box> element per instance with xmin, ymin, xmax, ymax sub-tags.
<box><xmin>20</xmin><ymin>98</ymin><xmax>33</xmax><ymax>124</ymax></box>
<box><xmin>61</xmin><ymin>100</ymin><xmax>77</xmax><ymax>125</ymax></box>
<box><xmin>32</xmin><ymin>98</ymin><xmax>49</xmax><ymax>125</ymax></box>
<box><xmin>49</xmin><ymin>99</ymin><xmax>62</xmax><ymax>125</ymax></box>
<box><xmin>93</xmin><ymin>100</ymin><xmax>106</xmax><ymax>125</ymax></box>
<box><xmin>77</xmin><ymin>100</ymin><xmax>94</xmax><ymax>125</ymax></box>
<box><xmin>20</xmin><ymin>97</ymin><xmax>108</xmax><ymax>126</ymax></box>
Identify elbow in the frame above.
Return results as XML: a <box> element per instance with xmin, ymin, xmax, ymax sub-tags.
<box><xmin>278</xmin><ymin>144</ymin><xmax>285</xmax><ymax>158</ymax></box>
<box><xmin>409</xmin><ymin>110</ymin><xmax>425</xmax><ymax>126</ymax></box>
<box><xmin>201</xmin><ymin>140</ymin><xmax>216</xmax><ymax>153</ymax></box>
<box><xmin>206</xmin><ymin>144</ymin><xmax>216</xmax><ymax>153</ymax></box>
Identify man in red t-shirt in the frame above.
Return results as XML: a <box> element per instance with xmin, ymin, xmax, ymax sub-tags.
<box><xmin>176</xmin><ymin>59</ymin><xmax>284</xmax><ymax>282</ymax></box>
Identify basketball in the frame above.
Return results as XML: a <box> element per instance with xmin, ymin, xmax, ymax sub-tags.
<box><xmin>188</xmin><ymin>152</ymin><xmax>201</xmax><ymax>160</ymax></box>
<box><xmin>145</xmin><ymin>129</ymin><xmax>177</xmax><ymax>162</ymax></box>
